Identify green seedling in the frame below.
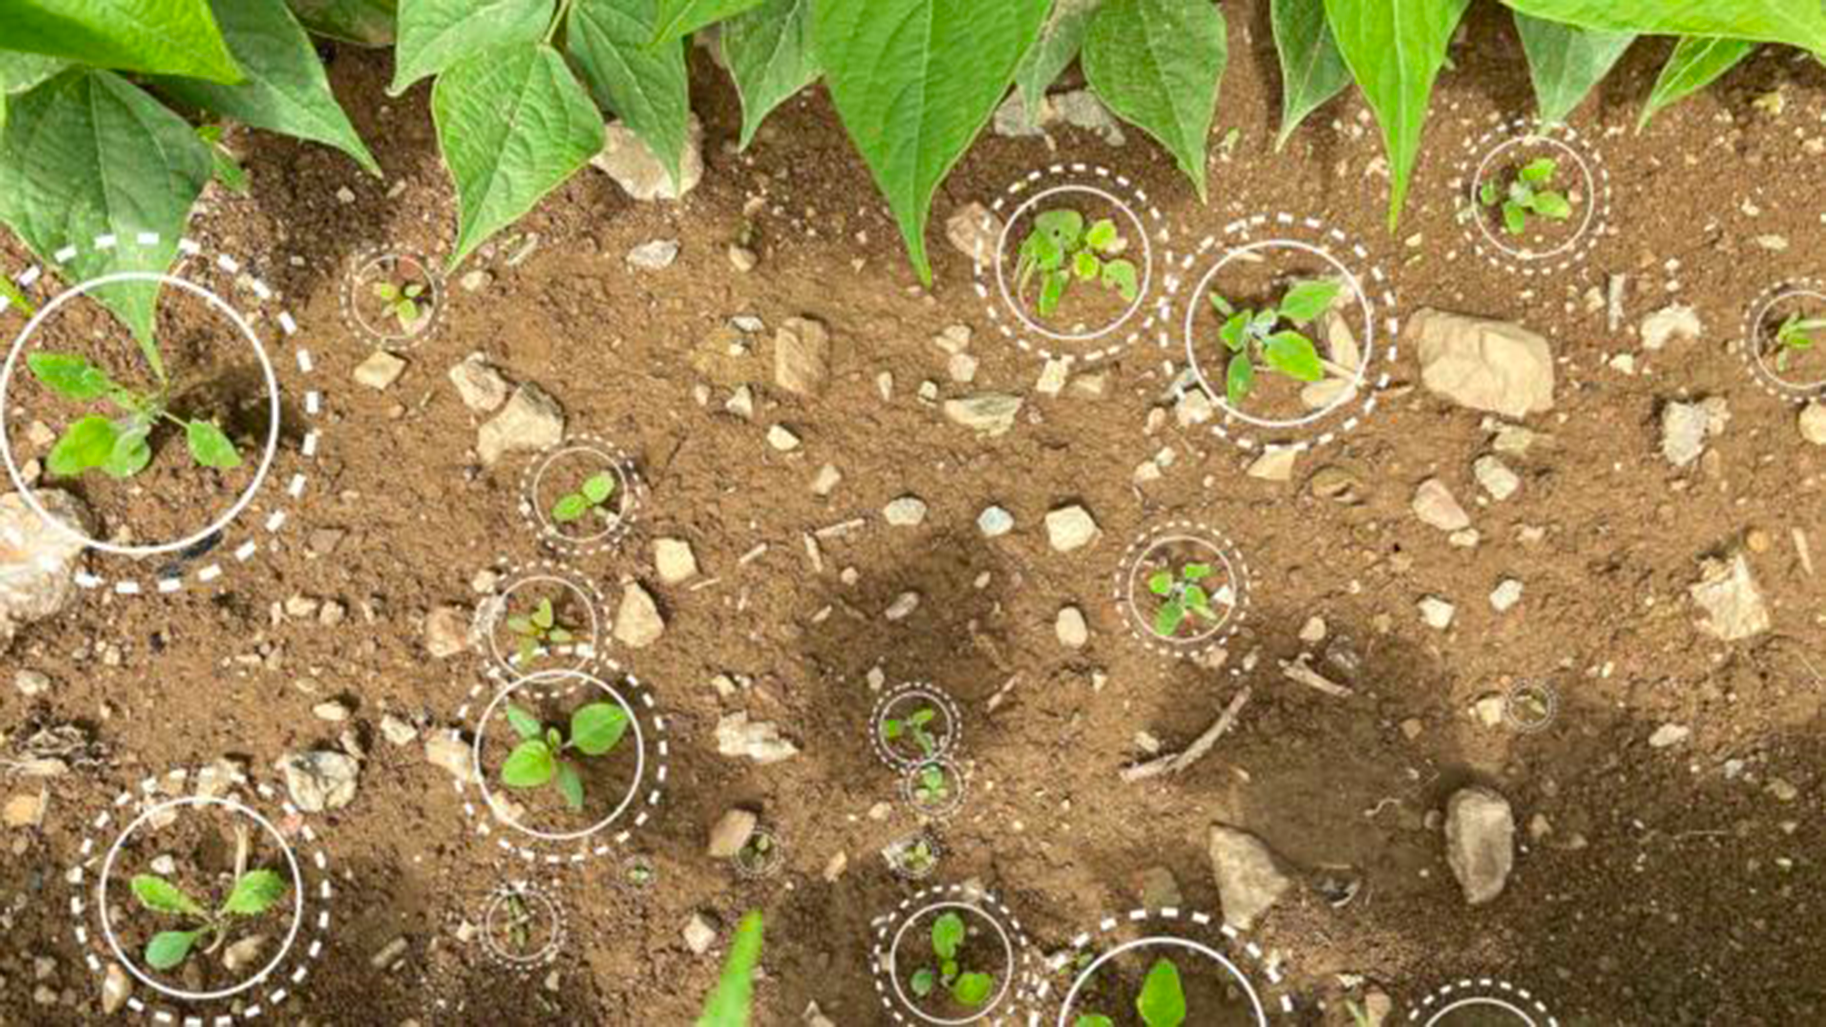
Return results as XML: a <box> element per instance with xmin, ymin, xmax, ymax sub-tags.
<box><xmin>695</xmin><ymin>911</ymin><xmax>764</xmax><ymax>1027</ymax></box>
<box><xmin>370</xmin><ymin>278</ymin><xmax>428</xmax><ymax>333</ymax></box>
<box><xmin>499</xmin><ymin>699</ymin><xmax>629</xmax><ymax>812</ymax></box>
<box><xmin>25</xmin><ymin>350</ymin><xmax>241</xmax><ymax>480</ymax></box>
<box><xmin>502</xmin><ymin>893</ymin><xmax>533</xmax><ymax>953</ymax></box>
<box><xmin>197</xmin><ymin>124</ymin><xmax>249</xmax><ymax>195</ymax></box>
<box><xmin>1</xmin><ymin>274</ymin><xmax>35</xmax><ymax>317</ymax></box>
<box><xmin>1773</xmin><ymin>312</ymin><xmax>1823</xmax><ymax>372</ymax></box>
<box><xmin>909</xmin><ymin>911</ymin><xmax>997</xmax><ymax>1009</ymax></box>
<box><xmin>1147</xmin><ymin>562</ymin><xmax>1218</xmax><ymax>638</ymax></box>
<box><xmin>1478</xmin><ymin>156</ymin><xmax>1572</xmax><ymax>236</ymax></box>
<box><xmin>1074</xmin><ymin>957</ymin><xmax>1188</xmax><ymax>1027</ymax></box>
<box><xmin>1208</xmin><ymin>277</ymin><xmax>1338</xmax><ymax>408</ymax></box>
<box><xmin>504</xmin><ymin>597</ymin><xmax>576</xmax><ymax>667</ymax></box>
<box><xmin>882</xmin><ymin>704</ymin><xmax>940</xmax><ymax>757</ymax></box>
<box><xmin>551</xmin><ymin>471</ymin><xmax>617</xmax><ymax>525</ymax></box>
<box><xmin>911</xmin><ymin>763</ymin><xmax>953</xmax><ymax>809</ymax></box>
<box><xmin>130</xmin><ymin>867</ymin><xmax>288</xmax><ymax>972</ymax></box>
<box><xmin>893</xmin><ymin>836</ymin><xmax>938</xmax><ymax>876</ymax></box>
<box><xmin>736</xmin><ymin>831</ymin><xmax>775</xmax><ymax>873</ymax></box>
<box><xmin>1015</xmin><ymin>208</ymin><xmax>1139</xmax><ymax>318</ymax></box>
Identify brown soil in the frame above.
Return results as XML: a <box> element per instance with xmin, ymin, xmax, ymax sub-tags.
<box><xmin>3</xmin><ymin>4</ymin><xmax>1824</xmax><ymax>1026</ymax></box>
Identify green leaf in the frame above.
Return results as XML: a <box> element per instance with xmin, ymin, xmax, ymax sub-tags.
<box><xmin>1082</xmin><ymin>0</ymin><xmax>1227</xmax><ymax>201</ymax></box>
<box><xmin>1499</xmin><ymin>0</ymin><xmax>1826</xmax><ymax>53</ymax></box>
<box><xmin>432</xmin><ymin>43</ymin><xmax>604</xmax><ymax>269</ymax></box>
<box><xmin>930</xmin><ymin>911</ymin><xmax>965</xmax><ymax>960</ymax></box>
<box><xmin>0</xmin><ymin>70</ymin><xmax>211</xmax><ymax>355</ymax></box>
<box><xmin>1015</xmin><ymin>0</ymin><xmax>1101</xmax><ymax>122</ymax></box>
<box><xmin>1530</xmin><ymin>190</ymin><xmax>1571</xmax><ymax>218</ymax></box>
<box><xmin>1183</xmin><ymin>562</ymin><xmax>1212</xmax><ymax>579</ymax></box>
<box><xmin>1085</xmin><ymin>217</ymin><xmax>1118</xmax><ymax>250</ymax></box>
<box><xmin>47</xmin><ymin>415</ymin><xmax>119</xmax><ymax>476</ymax></box>
<box><xmin>815</xmin><ymin>0</ymin><xmax>1050</xmax><ymax>285</ymax></box>
<box><xmin>1038</xmin><ymin>269</ymin><xmax>1068</xmax><ymax>316</ymax></box>
<box><xmin>505</xmin><ymin>703</ymin><xmax>544</xmax><ymax>740</ymax></box>
<box><xmin>1518</xmin><ymin>156</ymin><xmax>1556</xmax><ymax>183</ymax></box>
<box><xmin>145</xmin><ymin>929</ymin><xmax>202</xmax><ymax>971</ymax></box>
<box><xmin>1102</xmin><ymin>258</ymin><xmax>1138</xmax><ymax>302</ymax></box>
<box><xmin>102</xmin><ymin>422</ymin><xmax>152</xmax><ymax>478</ymax></box>
<box><xmin>26</xmin><ymin>353</ymin><xmax>113</xmax><ymax>400</ymax></box>
<box><xmin>1277</xmin><ymin>276</ymin><xmax>1341</xmax><ymax>323</ymax></box>
<box><xmin>1219</xmin><ymin>310</ymin><xmax>1249</xmax><ymax>352</ymax></box>
<box><xmin>1501</xmin><ymin>199</ymin><xmax>1527</xmax><ymax>234</ymax></box>
<box><xmin>1323</xmin><ymin>0</ymin><xmax>1471</xmax><ymax>229</ymax></box>
<box><xmin>1034</xmin><ymin>208</ymin><xmax>1085</xmax><ymax>249</ymax></box>
<box><xmin>130</xmin><ymin>874</ymin><xmax>207</xmax><ymax>917</ymax></box>
<box><xmin>569</xmin><ymin>0</ymin><xmax>692</xmax><ymax>190</ymax></box>
<box><xmin>555</xmin><ymin>759</ymin><xmax>585</xmax><ymax>810</ymax></box>
<box><xmin>1072</xmin><ymin>249</ymin><xmax>1101</xmax><ymax>281</ymax></box>
<box><xmin>533</xmin><ymin>597</ymin><xmax>555</xmax><ymax>628</ymax></box>
<box><xmin>1076</xmin><ymin>1017</ymin><xmax>1116</xmax><ymax>1027</ymax></box>
<box><xmin>581</xmin><ymin>471</ymin><xmax>616</xmax><ymax>503</ymax></box>
<box><xmin>1271</xmin><ymin>0</ymin><xmax>1350</xmax><ymax>149</ymax></box>
<box><xmin>911</xmin><ymin>968</ymin><xmax>936</xmax><ymax>996</ymax></box>
<box><xmin>186</xmin><ymin>419</ymin><xmax>242</xmax><ymax>469</ymax></box>
<box><xmin>1513</xmin><ymin>12</ymin><xmax>1633</xmax><ymax>125</ymax></box>
<box><xmin>649</xmin><ymin>0</ymin><xmax>761</xmax><ymax>46</ymax></box>
<box><xmin>0</xmin><ymin>52</ymin><xmax>69</xmax><ymax>96</ymax></box>
<box><xmin>1182</xmin><ymin>583</ymin><xmax>1210</xmax><ymax>615</ymax></box>
<box><xmin>1264</xmin><ymin>330</ymin><xmax>1325</xmax><ymax>380</ymax></box>
<box><xmin>155</xmin><ymin>0</ymin><xmax>381</xmax><ymax>175</ymax></box>
<box><xmin>1225</xmin><ymin>351</ymin><xmax>1253</xmax><ymax>406</ymax></box>
<box><xmin>1148</xmin><ymin>569</ymin><xmax>1174</xmax><ymax>595</ymax></box>
<box><xmin>1136</xmin><ymin>957</ymin><xmax>1187</xmax><ymax>1027</ymax></box>
<box><xmin>1639</xmin><ymin>36</ymin><xmax>1756</xmax><ymax>129</ymax></box>
<box><xmin>501</xmin><ymin>738</ymin><xmax>556</xmax><ymax>786</ymax></box>
<box><xmin>208</xmin><ymin>140</ymin><xmax>251</xmax><ymax>193</ymax></box>
<box><xmin>694</xmin><ymin>911</ymin><xmax>764</xmax><ymax>1027</ymax></box>
<box><xmin>552</xmin><ymin>492</ymin><xmax>589</xmax><ymax>522</ymax></box>
<box><xmin>1154</xmin><ymin>599</ymin><xmax>1185</xmax><ymax>636</ymax></box>
<box><xmin>1478</xmin><ymin>178</ymin><xmax>1497</xmax><ymax>206</ymax></box>
<box><xmin>222</xmin><ymin>868</ymin><xmax>288</xmax><ymax>915</ymax></box>
<box><xmin>721</xmin><ymin>0</ymin><xmax>820</xmax><ymax>150</ymax></box>
<box><xmin>287</xmin><ymin>0</ymin><xmax>399</xmax><ymax>45</ymax></box>
<box><xmin>953</xmin><ymin>972</ymin><xmax>995</xmax><ymax>1006</ymax></box>
<box><xmin>569</xmin><ymin>701</ymin><xmax>630</xmax><ymax>755</ymax></box>
<box><xmin>0</xmin><ymin>1</ymin><xmax>242</xmax><ymax>83</ymax></box>
<box><xmin>391</xmin><ymin>0</ymin><xmax>552</xmax><ymax>94</ymax></box>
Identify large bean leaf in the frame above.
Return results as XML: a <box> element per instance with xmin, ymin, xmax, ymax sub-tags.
<box><xmin>432</xmin><ymin>43</ymin><xmax>603</xmax><ymax>267</ymax></box>
<box><xmin>287</xmin><ymin>0</ymin><xmax>397</xmax><ymax>45</ymax></box>
<box><xmin>0</xmin><ymin>53</ymin><xmax>68</xmax><ymax>134</ymax></box>
<box><xmin>721</xmin><ymin>0</ymin><xmax>820</xmax><ymax>150</ymax></box>
<box><xmin>1082</xmin><ymin>0</ymin><xmax>1228</xmax><ymax>201</ymax></box>
<box><xmin>0</xmin><ymin>70</ymin><xmax>211</xmax><ymax>350</ymax></box>
<box><xmin>1514</xmin><ymin>12</ymin><xmax>1633</xmax><ymax>124</ymax></box>
<box><xmin>1271</xmin><ymin>0</ymin><xmax>1349</xmax><ymax>149</ymax></box>
<box><xmin>0</xmin><ymin>0</ymin><xmax>241</xmax><ymax>83</ymax></box>
<box><xmin>1500</xmin><ymin>0</ymin><xmax>1826</xmax><ymax>54</ymax></box>
<box><xmin>157</xmin><ymin>0</ymin><xmax>380</xmax><ymax>174</ymax></box>
<box><xmin>649</xmin><ymin>0</ymin><xmax>761</xmax><ymax>46</ymax></box>
<box><xmin>391</xmin><ymin>0</ymin><xmax>553</xmax><ymax>94</ymax></box>
<box><xmin>1639</xmin><ymin>36</ymin><xmax>1756</xmax><ymax>128</ymax></box>
<box><xmin>1323</xmin><ymin>0</ymin><xmax>1471</xmax><ymax>229</ymax></box>
<box><xmin>568</xmin><ymin>0</ymin><xmax>690</xmax><ymax>187</ymax></box>
<box><xmin>694</xmin><ymin>911</ymin><xmax>764</xmax><ymax>1027</ymax></box>
<box><xmin>815</xmin><ymin>0</ymin><xmax>1049</xmax><ymax>285</ymax></box>
<box><xmin>1014</xmin><ymin>0</ymin><xmax>1101</xmax><ymax>123</ymax></box>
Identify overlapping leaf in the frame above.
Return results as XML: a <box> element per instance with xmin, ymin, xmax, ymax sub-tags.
<box><xmin>1500</xmin><ymin>0</ymin><xmax>1826</xmax><ymax>54</ymax></box>
<box><xmin>1083</xmin><ymin>0</ymin><xmax>1227</xmax><ymax>201</ymax></box>
<box><xmin>568</xmin><ymin>0</ymin><xmax>691</xmax><ymax>186</ymax></box>
<box><xmin>1271</xmin><ymin>0</ymin><xmax>1349</xmax><ymax>149</ymax></box>
<box><xmin>1640</xmin><ymin>36</ymin><xmax>1756</xmax><ymax>128</ymax></box>
<box><xmin>288</xmin><ymin>0</ymin><xmax>398</xmax><ymax>44</ymax></box>
<box><xmin>720</xmin><ymin>0</ymin><xmax>819</xmax><ymax>149</ymax></box>
<box><xmin>649</xmin><ymin>0</ymin><xmax>761</xmax><ymax>46</ymax></box>
<box><xmin>1014</xmin><ymin>0</ymin><xmax>1101</xmax><ymax>123</ymax></box>
<box><xmin>0</xmin><ymin>0</ymin><xmax>241</xmax><ymax>82</ymax></box>
<box><xmin>1514</xmin><ymin>12</ymin><xmax>1634</xmax><ymax>124</ymax></box>
<box><xmin>391</xmin><ymin>0</ymin><xmax>553</xmax><ymax>94</ymax></box>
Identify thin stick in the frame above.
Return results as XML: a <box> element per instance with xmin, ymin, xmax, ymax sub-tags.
<box><xmin>1280</xmin><ymin>656</ymin><xmax>1352</xmax><ymax>697</ymax></box>
<box><xmin>1121</xmin><ymin>684</ymin><xmax>1252</xmax><ymax>783</ymax></box>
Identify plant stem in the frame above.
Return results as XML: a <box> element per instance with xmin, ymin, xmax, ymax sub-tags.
<box><xmin>545</xmin><ymin>0</ymin><xmax>574</xmax><ymax>43</ymax></box>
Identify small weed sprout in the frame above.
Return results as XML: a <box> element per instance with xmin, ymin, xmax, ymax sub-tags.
<box><xmin>25</xmin><ymin>347</ymin><xmax>242</xmax><ymax>480</ymax></box>
<box><xmin>882</xmin><ymin>704</ymin><xmax>939</xmax><ymax>757</ymax></box>
<box><xmin>909</xmin><ymin>911</ymin><xmax>996</xmax><ymax>1008</ymax></box>
<box><xmin>499</xmin><ymin>700</ymin><xmax>629</xmax><ymax>812</ymax></box>
<box><xmin>736</xmin><ymin>831</ymin><xmax>774</xmax><ymax>873</ymax></box>
<box><xmin>1147</xmin><ymin>562</ymin><xmax>1217</xmax><ymax>637</ymax></box>
<box><xmin>911</xmin><ymin>763</ymin><xmax>953</xmax><ymax>809</ymax></box>
<box><xmin>370</xmin><ymin>278</ymin><xmax>428</xmax><ymax>333</ymax></box>
<box><xmin>502</xmin><ymin>893</ymin><xmax>533</xmax><ymax>953</ymax></box>
<box><xmin>894</xmin><ymin>837</ymin><xmax>937</xmax><ymax>876</ymax></box>
<box><xmin>1074</xmin><ymin>956</ymin><xmax>1187</xmax><ymax>1027</ymax></box>
<box><xmin>1773</xmin><ymin>312</ymin><xmax>1823</xmax><ymax>371</ymax></box>
<box><xmin>130</xmin><ymin>865</ymin><xmax>288</xmax><ymax>971</ymax></box>
<box><xmin>504</xmin><ymin>597</ymin><xmax>576</xmax><ymax>667</ymax></box>
<box><xmin>1208</xmin><ymin>276</ymin><xmax>1337</xmax><ymax>407</ymax></box>
<box><xmin>551</xmin><ymin>471</ymin><xmax>617</xmax><ymax>525</ymax></box>
<box><xmin>197</xmin><ymin>124</ymin><xmax>249</xmax><ymax>194</ymax></box>
<box><xmin>1478</xmin><ymin>156</ymin><xmax>1572</xmax><ymax>236</ymax></box>
<box><xmin>1015</xmin><ymin>208</ymin><xmax>1139</xmax><ymax>317</ymax></box>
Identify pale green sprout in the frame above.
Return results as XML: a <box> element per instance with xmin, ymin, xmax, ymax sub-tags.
<box><xmin>1478</xmin><ymin>156</ymin><xmax>1572</xmax><ymax>236</ymax></box>
<box><xmin>1016</xmin><ymin>208</ymin><xmax>1139</xmax><ymax>318</ymax></box>
<box><xmin>1209</xmin><ymin>277</ymin><xmax>1337</xmax><ymax>408</ymax></box>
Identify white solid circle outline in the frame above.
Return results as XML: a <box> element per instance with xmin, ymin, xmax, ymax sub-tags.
<box><xmin>95</xmin><ymin>795</ymin><xmax>306</xmax><ymax>1003</ymax></box>
<box><xmin>528</xmin><ymin>444</ymin><xmax>633</xmax><ymax>544</ymax></box>
<box><xmin>887</xmin><ymin>901</ymin><xmax>1018</xmax><ymax>1025</ymax></box>
<box><xmin>875</xmin><ymin>688</ymin><xmax>960</xmax><ymax>767</ymax></box>
<box><xmin>0</xmin><ymin>271</ymin><xmax>283</xmax><ymax>556</ymax></box>
<box><xmin>993</xmin><ymin>184</ymin><xmax>1154</xmax><ymax>343</ymax></box>
<box><xmin>1182</xmin><ymin>240</ymin><xmax>1375</xmax><ymax>431</ymax></box>
<box><xmin>1055</xmin><ymin>936</ymin><xmax>1267</xmax><ymax>1027</ymax></box>
<box><xmin>472</xmin><ymin>671</ymin><xmax>646</xmax><ymax>843</ymax></box>
<box><xmin>1748</xmin><ymin>288</ymin><xmax>1826</xmax><ymax>392</ymax></box>
<box><xmin>1124</xmin><ymin>534</ymin><xmax>1239</xmax><ymax>644</ymax></box>
<box><xmin>347</xmin><ymin>251</ymin><xmax>443</xmax><ymax>344</ymax></box>
<box><xmin>1468</xmin><ymin>133</ymin><xmax>1599</xmax><ymax>262</ymax></box>
<box><xmin>482</xmin><ymin>573</ymin><xmax>604</xmax><ymax>679</ymax></box>
<box><xmin>1423</xmin><ymin>997</ymin><xmax>1539</xmax><ymax>1027</ymax></box>
<box><xmin>901</xmin><ymin>756</ymin><xmax>968</xmax><ymax>819</ymax></box>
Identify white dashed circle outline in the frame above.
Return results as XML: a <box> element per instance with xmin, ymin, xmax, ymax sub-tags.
<box><xmin>732</xmin><ymin>825</ymin><xmax>786</xmax><ymax>880</ymax></box>
<box><xmin>870</xmin><ymin>682</ymin><xmax>964</xmax><ymax>771</ymax></box>
<box><xmin>1501</xmin><ymin>680</ymin><xmax>1559</xmax><ymax>734</ymax></box>
<box><xmin>1406</xmin><ymin>978</ymin><xmax>1558</xmax><ymax>1026</ymax></box>
<box><xmin>971</xmin><ymin>164</ymin><xmax>1177</xmax><ymax>367</ymax></box>
<box><xmin>517</xmin><ymin>435</ymin><xmax>645</xmax><ymax>554</ymax></box>
<box><xmin>885</xmin><ymin>832</ymin><xmax>944</xmax><ymax>881</ymax></box>
<box><xmin>1737</xmin><ymin>280</ymin><xmax>1826</xmax><ymax>403</ymax></box>
<box><xmin>1</xmin><ymin>236</ymin><xmax>323</xmax><ymax>594</ymax></box>
<box><xmin>1452</xmin><ymin>119</ymin><xmax>1610</xmax><ymax>277</ymax></box>
<box><xmin>1112</xmin><ymin>521</ymin><xmax>1252</xmax><ymax>663</ymax></box>
<box><xmin>337</xmin><ymin>245</ymin><xmax>447</xmax><ymax>350</ymax></box>
<box><xmin>1037</xmin><ymin>907</ymin><xmax>1300</xmax><ymax>1023</ymax></box>
<box><xmin>900</xmin><ymin>755</ymin><xmax>968</xmax><ymax>822</ymax></box>
<box><xmin>872</xmin><ymin>886</ymin><xmax>1037</xmax><ymax>1026</ymax></box>
<box><xmin>477</xmin><ymin>878</ymin><xmax>567</xmax><ymax>971</ymax></box>
<box><xmin>473</xmin><ymin>562</ymin><xmax>607</xmax><ymax>682</ymax></box>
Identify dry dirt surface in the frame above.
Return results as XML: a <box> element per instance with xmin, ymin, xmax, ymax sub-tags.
<box><xmin>2</xmin><ymin>6</ymin><xmax>1824</xmax><ymax>1027</ymax></box>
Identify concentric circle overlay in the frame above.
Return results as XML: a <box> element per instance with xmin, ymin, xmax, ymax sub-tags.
<box><xmin>1741</xmin><ymin>283</ymin><xmax>1826</xmax><ymax>401</ymax></box>
<box><xmin>1454</xmin><ymin>120</ymin><xmax>1610</xmax><ymax>276</ymax></box>
<box><xmin>1114</xmin><ymin>520</ymin><xmax>1253</xmax><ymax>662</ymax></box>
<box><xmin>96</xmin><ymin>796</ymin><xmax>307</xmax><ymax>1003</ymax></box>
<box><xmin>339</xmin><ymin>247</ymin><xmax>446</xmax><ymax>348</ymax></box>
<box><xmin>1406</xmin><ymin>979</ymin><xmax>1559</xmax><ymax>1027</ymax></box>
<box><xmin>992</xmin><ymin>183</ymin><xmax>1154</xmax><ymax>343</ymax></box>
<box><xmin>886</xmin><ymin>901</ymin><xmax>1018</xmax><ymax>1026</ymax></box>
<box><xmin>1055</xmin><ymin>937</ymin><xmax>1267</xmax><ymax>1027</ymax></box>
<box><xmin>472</xmin><ymin>673</ymin><xmax>647</xmax><ymax>843</ymax></box>
<box><xmin>0</xmin><ymin>271</ymin><xmax>283</xmax><ymax>556</ymax></box>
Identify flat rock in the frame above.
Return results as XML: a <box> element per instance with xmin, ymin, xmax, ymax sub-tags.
<box><xmin>1409</xmin><ymin>308</ymin><xmax>1555</xmax><ymax>418</ymax></box>
<box><xmin>424</xmin><ymin>733</ymin><xmax>476</xmax><ymax>783</ymax></box>
<box><xmin>707</xmin><ymin>809</ymin><xmax>757</xmax><ymax>859</ymax></box>
<box><xmin>1689</xmin><ymin>554</ymin><xmax>1770</xmax><ymax>641</ymax></box>
<box><xmin>353</xmin><ymin>349</ymin><xmax>407</xmax><ymax>390</ymax></box>
<box><xmin>683</xmin><ymin>913</ymin><xmax>719</xmax><ymax>954</ymax></box>
<box><xmin>883</xmin><ymin>496</ymin><xmax>928</xmax><ymax>527</ymax></box>
<box><xmin>1660</xmin><ymin>397</ymin><xmax>1728</xmax><ymax>467</ymax></box>
<box><xmin>1473</xmin><ymin>455</ymin><xmax>1519</xmax><ymax>500</ymax></box>
<box><xmin>1207</xmin><ymin>824</ymin><xmax>1293</xmax><ymax>930</ymax></box>
<box><xmin>654</xmin><ymin>539</ymin><xmax>698</xmax><ymax>584</ymax></box>
<box><xmin>424</xmin><ymin>605</ymin><xmax>472</xmax><ymax>658</ymax></box>
<box><xmin>613</xmin><ymin>582</ymin><xmax>665</xmax><ymax>648</ymax></box>
<box><xmin>449</xmin><ymin>354</ymin><xmax>510</xmax><ymax>413</ymax></box>
<box><xmin>1444</xmin><ymin>786</ymin><xmax>1514</xmax><ymax>905</ymax></box>
<box><xmin>1247</xmin><ymin>447</ymin><xmax>1298</xmax><ymax>482</ymax></box>
<box><xmin>1055</xmin><ymin>605</ymin><xmax>1088</xmax><ymax>648</ymax></box>
<box><xmin>591</xmin><ymin>115</ymin><xmax>703</xmax><ymax>201</ymax></box>
<box><xmin>773</xmin><ymin>316</ymin><xmax>831</xmax><ymax>397</ymax></box>
<box><xmin>977</xmin><ymin>506</ymin><xmax>1013</xmax><ymax>537</ymax></box>
<box><xmin>279</xmin><ymin>750</ymin><xmax>359</xmax><ymax>812</ymax></box>
<box><xmin>1639</xmin><ymin>304</ymin><xmax>1702</xmax><ymax>351</ymax></box>
<box><xmin>943</xmin><ymin>393</ymin><xmax>1023</xmax><ymax>436</ymax></box>
<box><xmin>1799</xmin><ymin>402</ymin><xmax>1826</xmax><ymax>445</ymax></box>
<box><xmin>1045</xmin><ymin>504</ymin><xmax>1099</xmax><ymax>552</ymax></box>
<box><xmin>626</xmin><ymin>239</ymin><xmax>680</xmax><ymax>270</ymax></box>
<box><xmin>944</xmin><ymin>202</ymin><xmax>1001</xmax><ymax>261</ymax></box>
<box><xmin>716</xmin><ymin>712</ymin><xmax>799</xmax><ymax>763</ymax></box>
<box><xmin>1412</xmin><ymin>478</ymin><xmax>1471</xmax><ymax>531</ymax></box>
<box><xmin>477</xmin><ymin>384</ymin><xmax>564</xmax><ymax>466</ymax></box>
<box><xmin>0</xmin><ymin>489</ymin><xmax>93</xmax><ymax>650</ymax></box>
